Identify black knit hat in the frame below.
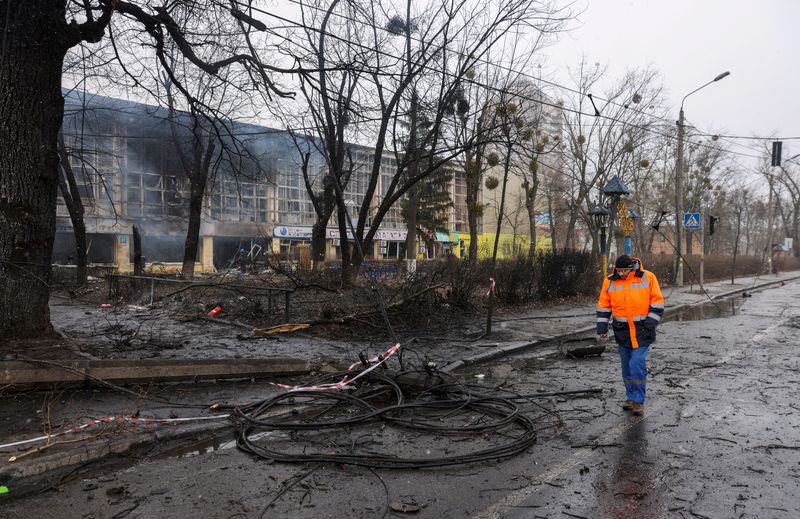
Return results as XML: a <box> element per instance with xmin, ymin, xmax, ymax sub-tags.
<box><xmin>615</xmin><ymin>255</ymin><xmax>635</xmax><ymax>269</ymax></box>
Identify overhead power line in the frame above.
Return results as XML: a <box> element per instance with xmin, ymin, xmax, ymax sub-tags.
<box><xmin>228</xmin><ymin>0</ymin><xmax>765</xmax><ymax>161</ymax></box>
<box><xmin>274</xmin><ymin>0</ymin><xmax>793</xmax><ymax>152</ymax></box>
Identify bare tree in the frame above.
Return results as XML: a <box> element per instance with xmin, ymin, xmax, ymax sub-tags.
<box><xmin>728</xmin><ymin>186</ymin><xmax>750</xmax><ymax>283</ymax></box>
<box><xmin>559</xmin><ymin>60</ymin><xmax>665</xmax><ymax>251</ymax></box>
<box><xmin>680</xmin><ymin>133</ymin><xmax>731</xmax><ymax>255</ymax></box>
<box><xmin>272</xmin><ymin>0</ymin><xmax>364</xmax><ymax>268</ymax></box>
<box><xmin>506</xmin><ymin>85</ymin><xmax>563</xmax><ymax>258</ymax></box>
<box><xmin>0</xmin><ymin>0</ymin><xmax>292</xmax><ymax>340</ymax></box>
<box><xmin>777</xmin><ymin>163</ymin><xmax>800</xmax><ymax>257</ymax></box>
<box><xmin>157</xmin><ymin>57</ymin><xmax>258</xmax><ymax>279</ymax></box>
<box><xmin>280</xmin><ymin>0</ymin><xmax>570</xmax><ymax>283</ymax></box>
<box><xmin>56</xmin><ymin>131</ymin><xmax>89</xmax><ymax>285</ymax></box>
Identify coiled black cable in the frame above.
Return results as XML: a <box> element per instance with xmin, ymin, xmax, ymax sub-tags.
<box><xmin>233</xmin><ymin>369</ymin><xmax>537</xmax><ymax>469</ymax></box>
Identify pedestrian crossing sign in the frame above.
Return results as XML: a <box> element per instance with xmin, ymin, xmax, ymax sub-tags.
<box><xmin>684</xmin><ymin>212</ymin><xmax>702</xmax><ymax>229</ymax></box>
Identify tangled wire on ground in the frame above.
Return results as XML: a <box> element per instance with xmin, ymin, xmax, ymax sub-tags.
<box><xmin>232</xmin><ymin>368</ymin><xmax>538</xmax><ymax>469</ymax></box>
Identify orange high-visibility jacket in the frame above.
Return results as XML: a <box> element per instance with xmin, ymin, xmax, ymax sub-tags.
<box><xmin>596</xmin><ymin>258</ymin><xmax>664</xmax><ymax>348</ymax></box>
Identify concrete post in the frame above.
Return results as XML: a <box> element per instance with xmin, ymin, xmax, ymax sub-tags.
<box><xmin>675</xmin><ymin>108</ymin><xmax>685</xmax><ymax>287</ymax></box>
<box><xmin>201</xmin><ymin>236</ymin><xmax>216</xmax><ymax>273</ymax></box>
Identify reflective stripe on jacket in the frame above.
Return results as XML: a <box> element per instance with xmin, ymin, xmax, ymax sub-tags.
<box><xmin>596</xmin><ymin>258</ymin><xmax>664</xmax><ymax>348</ymax></box>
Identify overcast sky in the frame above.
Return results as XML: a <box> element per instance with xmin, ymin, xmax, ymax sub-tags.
<box><xmin>541</xmin><ymin>0</ymin><xmax>800</xmax><ymax>164</ymax></box>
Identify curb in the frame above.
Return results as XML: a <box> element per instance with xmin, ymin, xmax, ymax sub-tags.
<box><xmin>0</xmin><ymin>421</ymin><xmax>231</xmax><ymax>499</ymax></box>
<box><xmin>442</xmin><ymin>273</ymin><xmax>800</xmax><ymax>373</ymax></box>
<box><xmin>1</xmin><ymin>358</ymin><xmax>313</xmax><ymax>390</ymax></box>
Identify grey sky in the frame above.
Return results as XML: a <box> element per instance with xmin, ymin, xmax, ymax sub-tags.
<box><xmin>542</xmin><ymin>0</ymin><xmax>799</xmax><ymax>162</ymax></box>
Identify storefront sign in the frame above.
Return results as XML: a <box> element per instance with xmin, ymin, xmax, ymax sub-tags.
<box><xmin>274</xmin><ymin>225</ymin><xmax>407</xmax><ymax>242</ymax></box>
<box><xmin>326</xmin><ymin>228</ymin><xmax>407</xmax><ymax>241</ymax></box>
<box><xmin>272</xmin><ymin>225</ymin><xmax>408</xmax><ymax>241</ymax></box>
<box><xmin>273</xmin><ymin>225</ymin><xmax>313</xmax><ymax>239</ymax></box>
<box><xmin>325</xmin><ymin>228</ymin><xmax>353</xmax><ymax>240</ymax></box>
<box><xmin>374</xmin><ymin>229</ymin><xmax>407</xmax><ymax>241</ymax></box>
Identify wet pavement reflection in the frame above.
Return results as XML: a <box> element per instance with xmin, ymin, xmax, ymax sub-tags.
<box><xmin>594</xmin><ymin>420</ymin><xmax>664</xmax><ymax>518</ymax></box>
<box><xmin>667</xmin><ymin>297</ymin><xmax>745</xmax><ymax>322</ymax></box>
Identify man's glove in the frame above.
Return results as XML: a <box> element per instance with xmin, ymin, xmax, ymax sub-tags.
<box><xmin>596</xmin><ymin>333</ymin><xmax>608</xmax><ymax>344</ymax></box>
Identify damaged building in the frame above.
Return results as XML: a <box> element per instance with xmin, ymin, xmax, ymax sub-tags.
<box><xmin>56</xmin><ymin>91</ymin><xmax>555</xmax><ymax>273</ymax></box>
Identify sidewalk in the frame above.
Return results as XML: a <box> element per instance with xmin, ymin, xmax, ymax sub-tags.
<box><xmin>443</xmin><ymin>270</ymin><xmax>800</xmax><ymax>371</ymax></box>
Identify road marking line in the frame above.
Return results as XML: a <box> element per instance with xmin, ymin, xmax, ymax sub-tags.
<box><xmin>475</xmin><ymin>320</ymin><xmax>785</xmax><ymax>519</ymax></box>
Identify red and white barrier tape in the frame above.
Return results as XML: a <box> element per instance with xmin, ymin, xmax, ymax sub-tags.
<box><xmin>1</xmin><ymin>344</ymin><xmax>403</xmax><ymax>452</ymax></box>
<box><xmin>268</xmin><ymin>342</ymin><xmax>401</xmax><ymax>392</ymax></box>
<box><xmin>0</xmin><ymin>414</ymin><xmax>230</xmax><ymax>451</ymax></box>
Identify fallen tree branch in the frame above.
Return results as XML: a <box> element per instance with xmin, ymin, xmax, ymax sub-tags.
<box><xmin>247</xmin><ymin>283</ymin><xmax>444</xmax><ymax>336</ymax></box>
<box><xmin>358</xmin><ymin>283</ymin><xmax>445</xmax><ymax>316</ymax></box>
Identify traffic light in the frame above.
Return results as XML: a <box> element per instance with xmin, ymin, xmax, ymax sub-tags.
<box><xmin>709</xmin><ymin>215</ymin><xmax>719</xmax><ymax>236</ymax></box>
<box><xmin>772</xmin><ymin>141</ymin><xmax>783</xmax><ymax>167</ymax></box>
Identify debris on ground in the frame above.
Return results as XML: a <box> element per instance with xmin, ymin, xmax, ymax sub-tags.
<box><xmin>251</xmin><ymin>323</ymin><xmax>311</xmax><ymax>336</ymax></box>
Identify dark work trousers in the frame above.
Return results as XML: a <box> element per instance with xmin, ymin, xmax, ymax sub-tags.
<box><xmin>618</xmin><ymin>344</ymin><xmax>649</xmax><ymax>404</ymax></box>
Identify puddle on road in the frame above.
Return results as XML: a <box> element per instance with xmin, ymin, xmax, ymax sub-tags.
<box><xmin>154</xmin><ymin>430</ymin><xmax>283</xmax><ymax>460</ymax></box>
<box><xmin>666</xmin><ymin>297</ymin><xmax>746</xmax><ymax>322</ymax></box>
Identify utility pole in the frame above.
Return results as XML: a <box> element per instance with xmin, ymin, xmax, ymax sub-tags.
<box><xmin>675</xmin><ymin>70</ymin><xmax>730</xmax><ymax>287</ymax></box>
<box><xmin>675</xmin><ymin>108</ymin><xmax>685</xmax><ymax>287</ymax></box>
<box><xmin>699</xmin><ymin>210</ymin><xmax>705</xmax><ymax>286</ymax></box>
<box><xmin>767</xmin><ymin>141</ymin><xmax>782</xmax><ymax>275</ymax></box>
<box><xmin>404</xmin><ymin>91</ymin><xmax>419</xmax><ymax>276</ymax></box>
<box><xmin>766</xmin><ymin>174</ymin><xmax>774</xmax><ymax>275</ymax></box>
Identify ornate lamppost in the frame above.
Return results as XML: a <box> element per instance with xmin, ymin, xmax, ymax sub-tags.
<box><xmin>625</xmin><ymin>209</ymin><xmax>640</xmax><ymax>255</ymax></box>
<box><xmin>603</xmin><ymin>174</ymin><xmax>633</xmax><ymax>255</ymax></box>
<box><xmin>589</xmin><ymin>175</ymin><xmax>632</xmax><ymax>280</ymax></box>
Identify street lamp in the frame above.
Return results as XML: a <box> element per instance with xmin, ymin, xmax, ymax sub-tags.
<box><xmin>604</xmin><ymin>177</ymin><xmax>632</xmax><ymax>258</ymax></box>
<box><xmin>592</xmin><ymin>175</ymin><xmax>632</xmax><ymax>279</ymax></box>
<box><xmin>589</xmin><ymin>205</ymin><xmax>610</xmax><ymax>278</ymax></box>
<box><xmin>675</xmin><ymin>71</ymin><xmax>730</xmax><ymax>286</ymax></box>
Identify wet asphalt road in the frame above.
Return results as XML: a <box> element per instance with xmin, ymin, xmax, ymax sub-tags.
<box><xmin>4</xmin><ymin>281</ymin><xmax>800</xmax><ymax>518</ymax></box>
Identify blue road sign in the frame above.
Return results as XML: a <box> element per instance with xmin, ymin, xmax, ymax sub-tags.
<box><xmin>684</xmin><ymin>212</ymin><xmax>702</xmax><ymax>229</ymax></box>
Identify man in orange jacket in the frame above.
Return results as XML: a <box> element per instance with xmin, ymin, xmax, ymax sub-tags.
<box><xmin>596</xmin><ymin>255</ymin><xmax>664</xmax><ymax>415</ymax></box>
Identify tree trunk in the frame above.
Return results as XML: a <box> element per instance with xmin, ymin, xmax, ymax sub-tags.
<box><xmin>180</xmin><ymin>127</ymin><xmax>215</xmax><ymax>280</ymax></box>
<box><xmin>732</xmin><ymin>215</ymin><xmax>742</xmax><ymax>284</ymax></box>
<box><xmin>337</xmin><ymin>203</ymin><xmax>356</xmax><ymax>286</ymax></box>
<box><xmin>0</xmin><ymin>3</ymin><xmax>68</xmax><ymax>339</ymax></box>
<box><xmin>181</xmin><ymin>181</ymin><xmax>205</xmax><ymax>279</ymax></box>
<box><xmin>793</xmin><ymin>208</ymin><xmax>800</xmax><ymax>257</ymax></box>
<box><xmin>467</xmin><ymin>183</ymin><xmax>479</xmax><ymax>262</ymax></box>
<box><xmin>563</xmin><ymin>190</ymin><xmax>585</xmax><ymax>251</ymax></box>
<box><xmin>307</xmin><ymin>164</ymin><xmax>335</xmax><ymax>267</ymax></box>
<box><xmin>133</xmin><ymin>226</ymin><xmax>143</xmax><ymax>277</ymax></box>
<box><xmin>466</xmin><ymin>151</ymin><xmax>481</xmax><ymax>263</ymax></box>
<box><xmin>311</xmin><ymin>221</ymin><xmax>327</xmax><ymax>266</ymax></box>
<box><xmin>57</xmin><ymin>133</ymin><xmax>88</xmax><ymax>285</ymax></box>
<box><xmin>524</xmin><ymin>176</ymin><xmax>539</xmax><ymax>259</ymax></box>
<box><xmin>527</xmin><ymin>207</ymin><xmax>537</xmax><ymax>258</ymax></box>
<box><xmin>547</xmin><ymin>190</ymin><xmax>557</xmax><ymax>251</ymax></box>
<box><xmin>486</xmin><ymin>155</ymin><xmax>512</xmax><ymax>336</ymax></box>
